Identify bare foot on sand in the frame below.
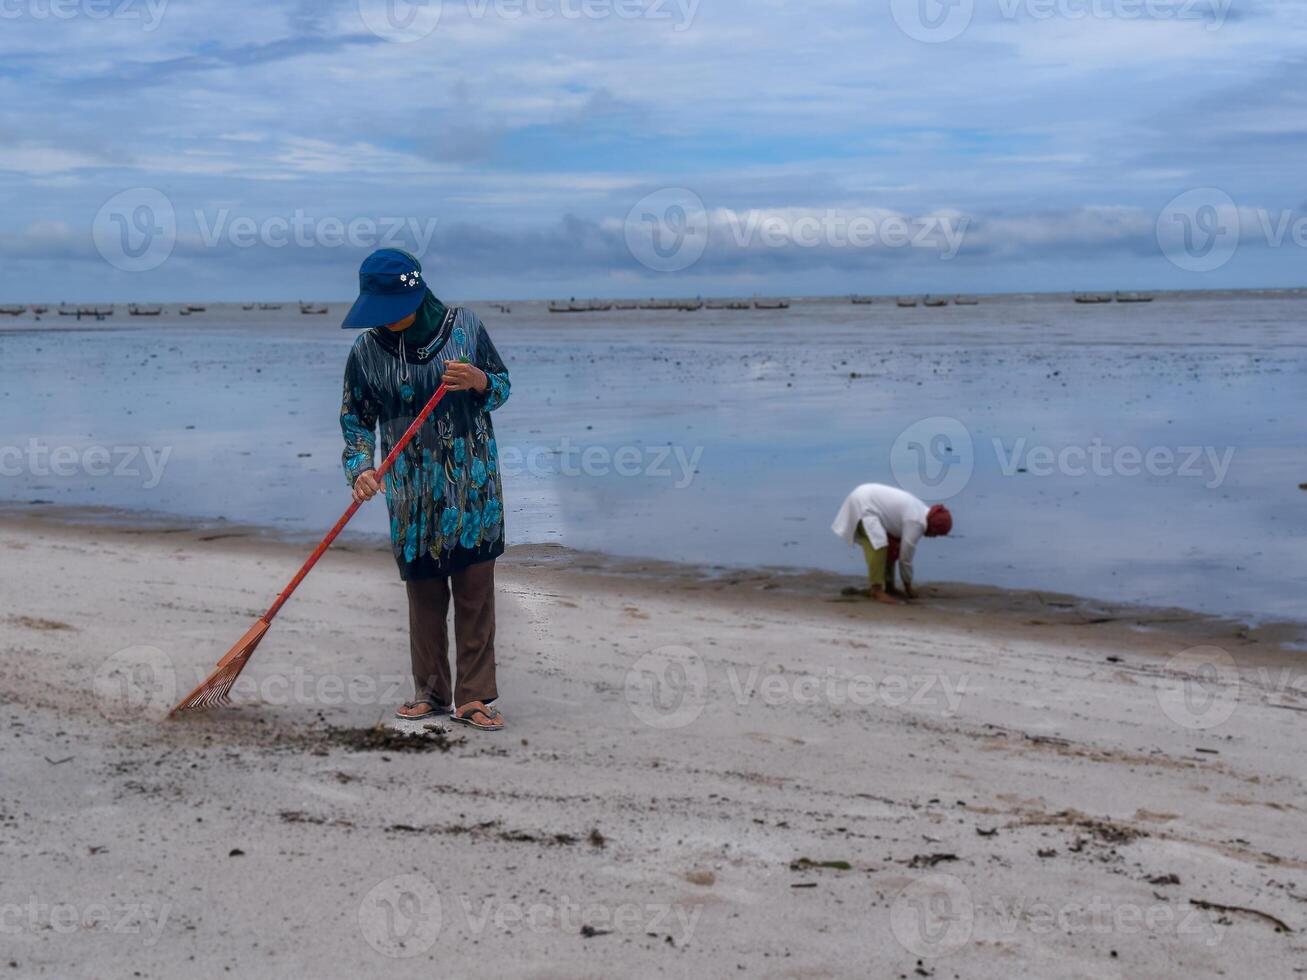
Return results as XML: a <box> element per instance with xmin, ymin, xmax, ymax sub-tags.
<box><xmin>871</xmin><ymin>588</ymin><xmax>903</xmax><ymax>606</ymax></box>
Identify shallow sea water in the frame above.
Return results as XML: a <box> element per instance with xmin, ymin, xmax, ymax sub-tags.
<box><xmin>2</xmin><ymin>293</ymin><xmax>1303</xmax><ymax>624</ymax></box>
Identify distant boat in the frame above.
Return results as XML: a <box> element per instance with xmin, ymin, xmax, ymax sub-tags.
<box><xmin>489</xmin><ymin>303</ymin><xmax>512</xmax><ymax>314</ymax></box>
<box><xmin>1074</xmin><ymin>293</ymin><xmax>1113</xmax><ymax>304</ymax></box>
<box><xmin>128</xmin><ymin>304</ymin><xmax>162</xmax><ymax>316</ymax></box>
<box><xmin>753</xmin><ymin>298</ymin><xmax>790</xmax><ymax>310</ymax></box>
<box><xmin>0</xmin><ymin>304</ymin><xmax>26</xmax><ymax>316</ymax></box>
<box><xmin>300</xmin><ymin>303</ymin><xmax>329</xmax><ymax>315</ymax></box>
<box><xmin>178</xmin><ymin>308</ymin><xmax>191</xmax><ymax>316</ymax></box>
<box><xmin>258</xmin><ymin>303</ymin><xmax>283</xmax><ymax>310</ymax></box>
<box><xmin>241</xmin><ymin>303</ymin><xmax>256</xmax><ymax>311</ymax></box>
<box><xmin>30</xmin><ymin>305</ymin><xmax>48</xmax><ymax>315</ymax></box>
<box><xmin>614</xmin><ymin>302</ymin><xmax>639</xmax><ymax>310</ymax></box>
<box><xmin>923</xmin><ymin>296</ymin><xmax>950</xmax><ymax>307</ymax></box>
<box><xmin>953</xmin><ymin>296</ymin><xmax>980</xmax><ymax>306</ymax></box>
<box><xmin>705</xmin><ymin>300</ymin><xmax>750</xmax><ymax>310</ymax></box>
<box><xmin>58</xmin><ymin>302</ymin><xmax>113</xmax><ymax>317</ymax></box>
<box><xmin>1115</xmin><ymin>291</ymin><xmax>1154</xmax><ymax>303</ymax></box>
<box><xmin>897</xmin><ymin>297</ymin><xmax>919</xmax><ymax>308</ymax></box>
<box><xmin>850</xmin><ymin>295</ymin><xmax>875</xmax><ymax>305</ymax></box>
<box><xmin>56</xmin><ymin>304</ymin><xmax>113</xmax><ymax>319</ymax></box>
<box><xmin>548</xmin><ymin>300</ymin><xmax>611</xmax><ymax>313</ymax></box>
<box><xmin>186</xmin><ymin>304</ymin><xmax>206</xmax><ymax>313</ymax></box>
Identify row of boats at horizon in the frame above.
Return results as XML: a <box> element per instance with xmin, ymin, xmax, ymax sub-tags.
<box><xmin>0</xmin><ymin>302</ymin><xmax>331</xmax><ymax>320</ymax></box>
<box><xmin>883</xmin><ymin>291</ymin><xmax>1152</xmax><ymax>306</ymax></box>
<box><xmin>547</xmin><ymin>290</ymin><xmax>1156</xmax><ymax>312</ymax></box>
<box><xmin>547</xmin><ymin>298</ymin><xmax>786</xmax><ymax>313</ymax></box>
<box><xmin>0</xmin><ymin>290</ymin><xmax>1160</xmax><ymax>320</ymax></box>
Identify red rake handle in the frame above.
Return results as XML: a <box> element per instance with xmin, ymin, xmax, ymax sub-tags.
<box><xmin>263</xmin><ymin>382</ymin><xmax>450</xmax><ymax>622</ymax></box>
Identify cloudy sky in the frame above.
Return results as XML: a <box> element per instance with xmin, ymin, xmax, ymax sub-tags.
<box><xmin>1</xmin><ymin>0</ymin><xmax>1304</xmax><ymax>300</ymax></box>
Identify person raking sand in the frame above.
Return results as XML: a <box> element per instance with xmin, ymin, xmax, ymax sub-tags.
<box><xmin>832</xmin><ymin>483</ymin><xmax>953</xmax><ymax>604</ymax></box>
<box><xmin>340</xmin><ymin>248</ymin><xmax>512</xmax><ymax>730</ymax></box>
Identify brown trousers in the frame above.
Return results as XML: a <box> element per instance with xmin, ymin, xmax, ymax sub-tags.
<box><xmin>405</xmin><ymin>559</ymin><xmax>498</xmax><ymax>709</ymax></box>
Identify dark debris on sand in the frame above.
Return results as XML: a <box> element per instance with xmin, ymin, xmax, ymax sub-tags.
<box><xmin>383</xmin><ymin>818</ymin><xmax>584</xmax><ymax>848</ymax></box>
<box><xmin>322</xmin><ymin>724</ymin><xmax>463</xmax><ymax>754</ymax></box>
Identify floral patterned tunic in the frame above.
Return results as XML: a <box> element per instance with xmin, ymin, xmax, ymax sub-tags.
<box><xmin>340</xmin><ymin>306</ymin><xmax>510</xmax><ymax>580</ymax></box>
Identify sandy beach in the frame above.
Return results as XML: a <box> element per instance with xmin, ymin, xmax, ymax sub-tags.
<box><xmin>2</xmin><ymin>510</ymin><xmax>1303</xmax><ymax>978</ymax></box>
<box><xmin>9</xmin><ymin>2</ymin><xmax>1307</xmax><ymax>977</ymax></box>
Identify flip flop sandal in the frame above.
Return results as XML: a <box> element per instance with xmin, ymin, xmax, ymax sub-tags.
<box><xmin>394</xmin><ymin>700</ymin><xmax>447</xmax><ymax>721</ymax></box>
<box><xmin>451</xmin><ymin>703</ymin><xmax>504</xmax><ymax>731</ymax></box>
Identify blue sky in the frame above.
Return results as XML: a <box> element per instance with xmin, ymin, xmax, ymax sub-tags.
<box><xmin>1</xmin><ymin>0</ymin><xmax>1304</xmax><ymax>300</ymax></box>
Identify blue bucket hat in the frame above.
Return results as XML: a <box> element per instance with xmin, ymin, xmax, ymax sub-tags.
<box><xmin>341</xmin><ymin>248</ymin><xmax>428</xmax><ymax>329</ymax></box>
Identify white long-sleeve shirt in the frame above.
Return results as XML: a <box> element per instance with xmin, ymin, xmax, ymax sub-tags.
<box><xmin>831</xmin><ymin>483</ymin><xmax>929</xmax><ymax>588</ymax></box>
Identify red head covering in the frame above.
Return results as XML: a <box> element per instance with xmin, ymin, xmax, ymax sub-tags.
<box><xmin>926</xmin><ymin>504</ymin><xmax>953</xmax><ymax>537</ymax></box>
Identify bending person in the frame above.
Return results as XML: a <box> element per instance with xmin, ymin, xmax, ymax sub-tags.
<box><xmin>832</xmin><ymin>483</ymin><xmax>952</xmax><ymax>604</ymax></box>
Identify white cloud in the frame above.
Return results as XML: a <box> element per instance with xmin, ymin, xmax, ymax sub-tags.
<box><xmin>0</xmin><ymin>141</ymin><xmax>103</xmax><ymax>174</ymax></box>
<box><xmin>0</xmin><ymin>0</ymin><xmax>1302</xmax><ymax>296</ymax></box>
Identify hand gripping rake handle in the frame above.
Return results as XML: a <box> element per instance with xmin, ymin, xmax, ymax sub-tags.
<box><xmin>264</xmin><ymin>381</ymin><xmax>451</xmax><ymax>621</ymax></box>
<box><xmin>169</xmin><ymin>382</ymin><xmax>451</xmax><ymax>715</ymax></box>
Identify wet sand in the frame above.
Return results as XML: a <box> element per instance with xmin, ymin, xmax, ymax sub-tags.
<box><xmin>1</xmin><ymin>512</ymin><xmax>1304</xmax><ymax>978</ymax></box>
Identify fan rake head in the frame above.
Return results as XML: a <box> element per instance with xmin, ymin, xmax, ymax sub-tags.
<box><xmin>169</xmin><ymin>618</ymin><xmax>271</xmax><ymax>716</ymax></box>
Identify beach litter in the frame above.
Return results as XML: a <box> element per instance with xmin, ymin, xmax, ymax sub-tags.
<box><xmin>790</xmin><ymin>858</ymin><xmax>852</xmax><ymax>871</ymax></box>
<box><xmin>907</xmin><ymin>852</ymin><xmax>959</xmax><ymax>868</ymax></box>
<box><xmin>7</xmin><ymin>614</ymin><xmax>72</xmax><ymax>631</ymax></box>
<box><xmin>1188</xmin><ymin>899</ymin><xmax>1292</xmax><ymax>934</ymax></box>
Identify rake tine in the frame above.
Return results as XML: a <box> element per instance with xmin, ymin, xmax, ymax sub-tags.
<box><xmin>170</xmin><ymin>620</ymin><xmax>267</xmax><ymax>716</ymax></box>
